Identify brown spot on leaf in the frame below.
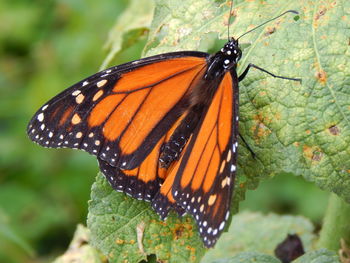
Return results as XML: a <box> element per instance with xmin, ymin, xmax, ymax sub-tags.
<box><xmin>173</xmin><ymin>225</ymin><xmax>185</xmax><ymax>239</ymax></box>
<box><xmin>252</xmin><ymin>122</ymin><xmax>271</xmax><ymax>139</ymax></box>
<box><xmin>265</xmin><ymin>27</ymin><xmax>276</xmax><ymax>36</ymax></box>
<box><xmin>312</xmin><ymin>150</ymin><xmax>323</xmax><ymax>162</ymax></box>
<box><xmin>315</xmin><ymin>70</ymin><xmax>327</xmax><ymax>84</ymax></box>
<box><xmin>251</xmin><ymin>113</ymin><xmax>272</xmax><ymax>142</ymax></box>
<box><xmin>306</xmin><ymin>130</ymin><xmax>311</xmax><ymax>135</ymax></box>
<box><xmin>315</xmin><ymin>8</ymin><xmax>327</xmax><ymax>20</ymax></box>
<box><xmin>254</xmin><ymin>112</ymin><xmax>272</xmax><ymax>124</ymax></box>
<box><xmin>294</xmin><ymin>142</ymin><xmax>300</xmax><ymax>147</ymax></box>
<box><xmin>150</xmin><ymin>219</ymin><xmax>167</xmax><ymax>226</ymax></box>
<box><xmin>303</xmin><ymin>145</ymin><xmax>323</xmax><ymax>162</ymax></box>
<box><xmin>328</xmin><ymin>125</ymin><xmax>340</xmax><ymax>135</ymax></box>
<box><xmin>115</xmin><ymin>239</ymin><xmax>125</xmax><ymax>245</ymax></box>
<box><xmin>171</xmin><ymin>220</ymin><xmax>194</xmax><ymax>242</ymax></box>
<box><xmin>185</xmin><ymin>245</ymin><xmax>197</xmax><ymax>262</ymax></box>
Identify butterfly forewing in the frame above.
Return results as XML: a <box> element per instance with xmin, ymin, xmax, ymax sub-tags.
<box><xmin>27</xmin><ymin>54</ymin><xmax>208</xmax><ymax>170</ymax></box>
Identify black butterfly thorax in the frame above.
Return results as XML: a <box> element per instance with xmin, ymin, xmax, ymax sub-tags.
<box><xmin>159</xmin><ymin>38</ymin><xmax>241</xmax><ymax>168</ymax></box>
<box><xmin>205</xmin><ymin>38</ymin><xmax>242</xmax><ymax>80</ymax></box>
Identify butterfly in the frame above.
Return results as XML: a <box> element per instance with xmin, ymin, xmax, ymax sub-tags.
<box><xmin>26</xmin><ymin>5</ymin><xmax>300</xmax><ymax>247</ymax></box>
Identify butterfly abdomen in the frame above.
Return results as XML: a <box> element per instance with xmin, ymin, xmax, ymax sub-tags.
<box><xmin>159</xmin><ymin>105</ymin><xmax>205</xmax><ymax>168</ymax></box>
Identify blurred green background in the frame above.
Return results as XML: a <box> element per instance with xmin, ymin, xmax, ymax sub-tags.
<box><xmin>0</xmin><ymin>0</ymin><xmax>329</xmax><ymax>262</ymax></box>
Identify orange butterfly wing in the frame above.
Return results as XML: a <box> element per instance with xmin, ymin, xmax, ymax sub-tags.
<box><xmin>152</xmin><ymin>72</ymin><xmax>238</xmax><ymax>247</ymax></box>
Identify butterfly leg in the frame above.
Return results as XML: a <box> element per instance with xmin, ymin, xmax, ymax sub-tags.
<box><xmin>238</xmin><ymin>63</ymin><xmax>302</xmax><ymax>83</ymax></box>
<box><xmin>239</xmin><ymin>133</ymin><xmax>256</xmax><ymax>159</ymax></box>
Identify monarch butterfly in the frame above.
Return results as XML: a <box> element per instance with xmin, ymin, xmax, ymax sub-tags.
<box><xmin>27</xmin><ymin>3</ymin><xmax>300</xmax><ymax>247</ymax></box>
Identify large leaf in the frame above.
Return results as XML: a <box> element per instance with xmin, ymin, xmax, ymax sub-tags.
<box><xmin>87</xmin><ymin>0</ymin><xmax>350</xmax><ymax>262</ymax></box>
<box><xmin>235</xmin><ymin>0</ymin><xmax>350</xmax><ymax>202</ymax></box>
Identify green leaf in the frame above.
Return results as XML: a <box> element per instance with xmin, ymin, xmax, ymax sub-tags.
<box><xmin>292</xmin><ymin>248</ymin><xmax>340</xmax><ymax>263</ymax></box>
<box><xmin>235</xmin><ymin>0</ymin><xmax>350</xmax><ymax>202</ymax></box>
<box><xmin>209</xmin><ymin>252</ymin><xmax>281</xmax><ymax>263</ymax></box>
<box><xmin>201</xmin><ymin>212</ymin><xmax>316</xmax><ymax>263</ymax></box>
<box><xmin>88</xmin><ymin>174</ymin><xmax>205</xmax><ymax>263</ymax></box>
<box><xmin>53</xmin><ymin>224</ymin><xmax>106</xmax><ymax>263</ymax></box>
<box><xmin>100</xmin><ymin>0</ymin><xmax>154</xmax><ymax>69</ymax></box>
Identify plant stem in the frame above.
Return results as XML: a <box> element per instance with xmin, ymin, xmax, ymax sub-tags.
<box><xmin>317</xmin><ymin>193</ymin><xmax>350</xmax><ymax>251</ymax></box>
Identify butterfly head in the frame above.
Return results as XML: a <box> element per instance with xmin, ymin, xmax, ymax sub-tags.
<box><xmin>220</xmin><ymin>38</ymin><xmax>242</xmax><ymax>69</ymax></box>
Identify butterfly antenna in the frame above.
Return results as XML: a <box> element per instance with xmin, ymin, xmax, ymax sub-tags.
<box><xmin>237</xmin><ymin>10</ymin><xmax>299</xmax><ymax>40</ymax></box>
<box><xmin>227</xmin><ymin>0</ymin><xmax>234</xmax><ymax>40</ymax></box>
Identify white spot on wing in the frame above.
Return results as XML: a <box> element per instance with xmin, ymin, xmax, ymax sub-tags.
<box><xmin>97</xmin><ymin>79</ymin><xmax>107</xmax><ymax>88</ymax></box>
<box><xmin>219</xmin><ymin>221</ymin><xmax>225</xmax><ymax>230</ymax></box>
<box><xmin>225</xmin><ymin>211</ymin><xmax>230</xmax><ymax>220</ymax></box>
<box><xmin>37</xmin><ymin>113</ymin><xmax>44</xmax><ymax>122</ymax></box>
<box><xmin>72</xmin><ymin>90</ymin><xmax>81</xmax><ymax>96</ymax></box>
